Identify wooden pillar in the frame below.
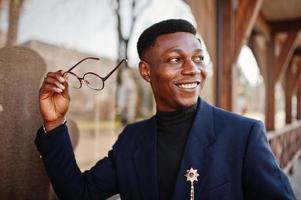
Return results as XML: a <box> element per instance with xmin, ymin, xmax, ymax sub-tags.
<box><xmin>285</xmin><ymin>91</ymin><xmax>292</xmax><ymax>124</ymax></box>
<box><xmin>297</xmin><ymin>86</ymin><xmax>301</xmax><ymax>120</ymax></box>
<box><xmin>216</xmin><ymin>0</ymin><xmax>233</xmax><ymax>110</ymax></box>
<box><xmin>265</xmin><ymin>36</ymin><xmax>275</xmax><ymax>130</ymax></box>
<box><xmin>215</xmin><ymin>0</ymin><xmax>262</xmax><ymax>110</ymax></box>
<box><xmin>265</xmin><ymin>30</ymin><xmax>297</xmax><ymax>129</ymax></box>
<box><xmin>294</xmin><ymin>58</ymin><xmax>301</xmax><ymax>120</ymax></box>
<box><xmin>284</xmin><ymin>63</ymin><xmax>293</xmax><ymax>124</ymax></box>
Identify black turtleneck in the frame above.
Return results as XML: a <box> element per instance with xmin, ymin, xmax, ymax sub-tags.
<box><xmin>156</xmin><ymin>104</ymin><xmax>197</xmax><ymax>200</ymax></box>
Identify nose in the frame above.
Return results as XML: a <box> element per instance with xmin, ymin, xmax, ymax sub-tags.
<box><xmin>181</xmin><ymin>59</ymin><xmax>200</xmax><ymax>76</ymax></box>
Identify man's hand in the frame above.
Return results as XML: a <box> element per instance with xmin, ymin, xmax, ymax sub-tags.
<box><xmin>39</xmin><ymin>70</ymin><xmax>70</xmax><ymax>132</ymax></box>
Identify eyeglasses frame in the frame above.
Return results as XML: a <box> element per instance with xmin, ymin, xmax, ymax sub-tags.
<box><xmin>63</xmin><ymin>57</ymin><xmax>127</xmax><ymax>91</ymax></box>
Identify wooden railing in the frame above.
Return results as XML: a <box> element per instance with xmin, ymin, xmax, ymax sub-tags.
<box><xmin>268</xmin><ymin>121</ymin><xmax>301</xmax><ymax>173</ymax></box>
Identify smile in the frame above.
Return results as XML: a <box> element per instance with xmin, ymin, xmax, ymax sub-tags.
<box><xmin>176</xmin><ymin>81</ymin><xmax>200</xmax><ymax>89</ymax></box>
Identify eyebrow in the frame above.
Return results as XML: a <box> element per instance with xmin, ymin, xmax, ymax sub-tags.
<box><xmin>164</xmin><ymin>48</ymin><xmax>203</xmax><ymax>54</ymax></box>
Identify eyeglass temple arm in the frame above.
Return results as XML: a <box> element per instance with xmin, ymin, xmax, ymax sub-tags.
<box><xmin>66</xmin><ymin>57</ymin><xmax>100</xmax><ymax>73</ymax></box>
<box><xmin>103</xmin><ymin>59</ymin><xmax>128</xmax><ymax>81</ymax></box>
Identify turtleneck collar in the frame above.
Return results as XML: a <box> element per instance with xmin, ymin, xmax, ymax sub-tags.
<box><xmin>156</xmin><ymin>103</ymin><xmax>197</xmax><ymax>127</ymax></box>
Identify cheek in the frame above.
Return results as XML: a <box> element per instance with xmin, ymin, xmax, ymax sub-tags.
<box><xmin>150</xmin><ymin>64</ymin><xmax>177</xmax><ymax>91</ymax></box>
<box><xmin>155</xmin><ymin>71</ymin><xmax>174</xmax><ymax>89</ymax></box>
<box><xmin>201</xmin><ymin>68</ymin><xmax>207</xmax><ymax>79</ymax></box>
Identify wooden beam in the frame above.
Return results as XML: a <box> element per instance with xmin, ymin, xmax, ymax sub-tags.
<box><xmin>255</xmin><ymin>11</ymin><xmax>271</xmax><ymax>41</ymax></box>
<box><xmin>249</xmin><ymin>33</ymin><xmax>262</xmax><ymax>74</ymax></box>
<box><xmin>292</xmin><ymin>61</ymin><xmax>301</xmax><ymax>93</ymax></box>
<box><xmin>294</xmin><ymin>48</ymin><xmax>301</xmax><ymax>56</ymax></box>
<box><xmin>275</xmin><ymin>30</ymin><xmax>298</xmax><ymax>82</ymax></box>
<box><xmin>233</xmin><ymin>0</ymin><xmax>263</xmax><ymax>61</ymax></box>
<box><xmin>216</xmin><ymin>0</ymin><xmax>234</xmax><ymax>110</ymax></box>
<box><xmin>271</xmin><ymin>18</ymin><xmax>301</xmax><ymax>33</ymax></box>
<box><xmin>249</xmin><ymin>33</ymin><xmax>267</xmax><ymax>81</ymax></box>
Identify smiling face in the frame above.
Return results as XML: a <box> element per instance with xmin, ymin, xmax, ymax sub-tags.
<box><xmin>139</xmin><ymin>32</ymin><xmax>207</xmax><ymax>112</ymax></box>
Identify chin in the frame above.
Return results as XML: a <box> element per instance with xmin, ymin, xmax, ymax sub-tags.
<box><xmin>176</xmin><ymin>96</ymin><xmax>199</xmax><ymax>108</ymax></box>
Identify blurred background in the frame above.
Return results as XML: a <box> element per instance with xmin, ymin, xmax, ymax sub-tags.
<box><xmin>0</xmin><ymin>0</ymin><xmax>300</xmax><ymax>199</ymax></box>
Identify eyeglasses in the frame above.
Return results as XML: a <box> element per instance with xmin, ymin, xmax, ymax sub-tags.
<box><xmin>63</xmin><ymin>57</ymin><xmax>127</xmax><ymax>91</ymax></box>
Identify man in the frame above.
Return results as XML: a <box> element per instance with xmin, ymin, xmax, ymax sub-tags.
<box><xmin>36</xmin><ymin>19</ymin><xmax>296</xmax><ymax>199</ymax></box>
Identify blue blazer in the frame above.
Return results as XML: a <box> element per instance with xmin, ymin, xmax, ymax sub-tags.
<box><xmin>35</xmin><ymin>98</ymin><xmax>296</xmax><ymax>199</ymax></box>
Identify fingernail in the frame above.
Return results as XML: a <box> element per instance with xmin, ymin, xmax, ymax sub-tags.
<box><xmin>55</xmin><ymin>82</ymin><xmax>65</xmax><ymax>90</ymax></box>
<box><xmin>59</xmin><ymin>76</ymin><xmax>65</xmax><ymax>82</ymax></box>
<box><xmin>59</xmin><ymin>83</ymin><xmax>65</xmax><ymax>90</ymax></box>
<box><xmin>56</xmin><ymin>88</ymin><xmax>63</xmax><ymax>93</ymax></box>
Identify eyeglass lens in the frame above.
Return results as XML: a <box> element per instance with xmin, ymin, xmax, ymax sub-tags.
<box><xmin>64</xmin><ymin>72</ymin><xmax>81</xmax><ymax>89</ymax></box>
<box><xmin>64</xmin><ymin>72</ymin><xmax>105</xmax><ymax>90</ymax></box>
<box><xmin>84</xmin><ymin>73</ymin><xmax>104</xmax><ymax>90</ymax></box>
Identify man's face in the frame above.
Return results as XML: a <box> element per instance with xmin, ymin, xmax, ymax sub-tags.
<box><xmin>140</xmin><ymin>32</ymin><xmax>207</xmax><ymax>112</ymax></box>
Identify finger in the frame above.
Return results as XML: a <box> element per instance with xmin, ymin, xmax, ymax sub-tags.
<box><xmin>45</xmin><ymin>71</ymin><xmax>66</xmax><ymax>83</ymax></box>
<box><xmin>44</xmin><ymin>76</ymin><xmax>66</xmax><ymax>90</ymax></box>
<box><xmin>40</xmin><ymin>79</ymin><xmax>63</xmax><ymax>95</ymax></box>
<box><xmin>43</xmin><ymin>78</ymin><xmax>69</xmax><ymax>94</ymax></box>
<box><xmin>41</xmin><ymin>83</ymin><xmax>63</xmax><ymax>94</ymax></box>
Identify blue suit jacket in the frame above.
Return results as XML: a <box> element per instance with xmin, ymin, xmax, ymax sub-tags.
<box><xmin>35</xmin><ymin>98</ymin><xmax>296</xmax><ymax>199</ymax></box>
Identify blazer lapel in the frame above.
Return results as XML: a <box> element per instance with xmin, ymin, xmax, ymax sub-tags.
<box><xmin>173</xmin><ymin>98</ymin><xmax>216</xmax><ymax>200</ymax></box>
<box><xmin>133</xmin><ymin>117</ymin><xmax>159</xmax><ymax>200</ymax></box>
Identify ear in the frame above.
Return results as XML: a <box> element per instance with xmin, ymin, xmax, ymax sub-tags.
<box><xmin>139</xmin><ymin>60</ymin><xmax>151</xmax><ymax>83</ymax></box>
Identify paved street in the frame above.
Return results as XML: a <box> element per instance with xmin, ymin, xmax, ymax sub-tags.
<box><xmin>289</xmin><ymin>158</ymin><xmax>301</xmax><ymax>199</ymax></box>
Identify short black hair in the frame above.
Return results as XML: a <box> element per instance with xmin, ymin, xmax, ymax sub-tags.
<box><xmin>137</xmin><ymin>19</ymin><xmax>197</xmax><ymax>59</ymax></box>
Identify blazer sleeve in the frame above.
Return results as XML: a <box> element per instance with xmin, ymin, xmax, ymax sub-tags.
<box><xmin>242</xmin><ymin>121</ymin><xmax>296</xmax><ymax>200</ymax></box>
<box><xmin>35</xmin><ymin>123</ymin><xmax>119</xmax><ymax>200</ymax></box>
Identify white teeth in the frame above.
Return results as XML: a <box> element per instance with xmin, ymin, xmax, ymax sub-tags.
<box><xmin>178</xmin><ymin>83</ymin><xmax>198</xmax><ymax>89</ymax></box>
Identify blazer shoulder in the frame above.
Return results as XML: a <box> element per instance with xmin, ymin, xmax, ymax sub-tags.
<box><xmin>122</xmin><ymin>117</ymin><xmax>154</xmax><ymax>134</ymax></box>
<box><xmin>116</xmin><ymin>117</ymin><xmax>154</xmax><ymax>146</ymax></box>
<box><xmin>212</xmin><ymin>105</ymin><xmax>261</xmax><ymax>126</ymax></box>
<box><xmin>209</xmin><ymin>104</ymin><xmax>265</xmax><ymax>139</ymax></box>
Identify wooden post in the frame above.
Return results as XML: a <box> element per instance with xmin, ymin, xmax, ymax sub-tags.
<box><xmin>297</xmin><ymin>86</ymin><xmax>301</xmax><ymax>120</ymax></box>
<box><xmin>285</xmin><ymin>90</ymin><xmax>292</xmax><ymax>124</ymax></box>
<box><xmin>271</xmin><ymin>18</ymin><xmax>301</xmax><ymax>33</ymax></box>
<box><xmin>294</xmin><ymin>58</ymin><xmax>301</xmax><ymax>120</ymax></box>
<box><xmin>265</xmin><ymin>29</ymin><xmax>297</xmax><ymax>129</ymax></box>
<box><xmin>216</xmin><ymin>0</ymin><xmax>263</xmax><ymax>110</ymax></box>
<box><xmin>265</xmin><ymin>36</ymin><xmax>275</xmax><ymax>130</ymax></box>
<box><xmin>284</xmin><ymin>63</ymin><xmax>293</xmax><ymax>124</ymax></box>
<box><xmin>216</xmin><ymin>0</ymin><xmax>233</xmax><ymax>110</ymax></box>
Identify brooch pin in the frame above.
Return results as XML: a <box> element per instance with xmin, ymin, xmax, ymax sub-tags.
<box><xmin>185</xmin><ymin>168</ymin><xmax>199</xmax><ymax>200</ymax></box>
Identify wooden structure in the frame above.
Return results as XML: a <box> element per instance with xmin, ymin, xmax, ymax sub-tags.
<box><xmin>185</xmin><ymin>0</ymin><xmax>301</xmax><ymax>171</ymax></box>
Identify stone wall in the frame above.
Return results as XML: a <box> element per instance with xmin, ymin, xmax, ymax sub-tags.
<box><xmin>0</xmin><ymin>47</ymin><xmax>51</xmax><ymax>199</ymax></box>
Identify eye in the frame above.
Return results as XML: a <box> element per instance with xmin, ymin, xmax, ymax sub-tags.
<box><xmin>193</xmin><ymin>55</ymin><xmax>204</xmax><ymax>63</ymax></box>
<box><xmin>168</xmin><ymin>57</ymin><xmax>181</xmax><ymax>63</ymax></box>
